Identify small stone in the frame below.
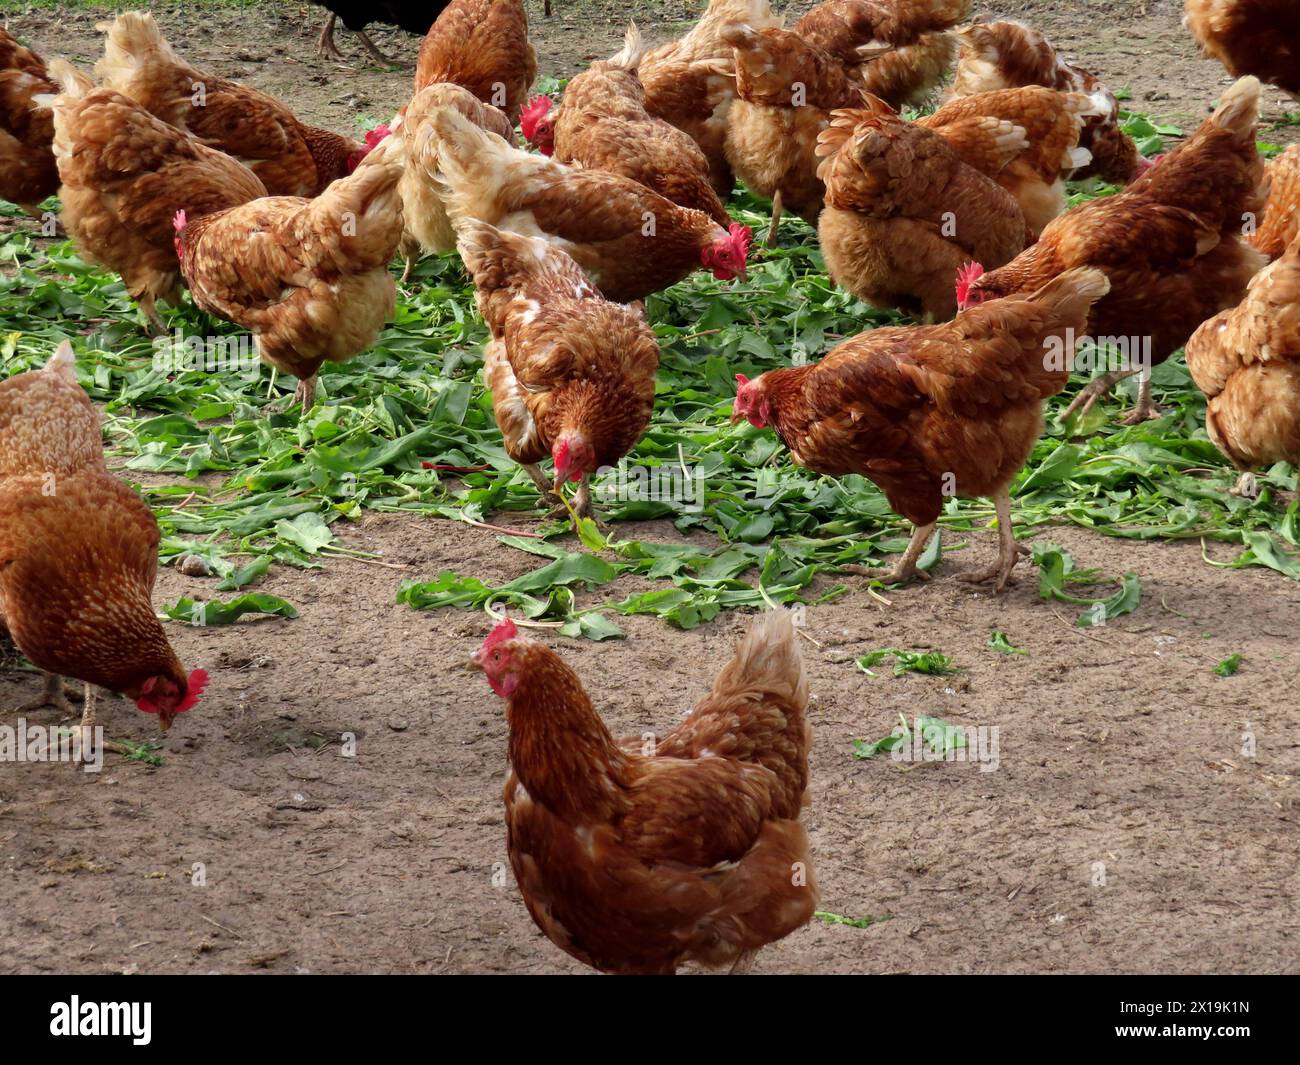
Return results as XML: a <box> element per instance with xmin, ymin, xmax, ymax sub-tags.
<box><xmin>388</xmin><ymin>717</ymin><xmax>408</xmax><ymax>732</ymax></box>
<box><xmin>177</xmin><ymin>554</ymin><xmax>211</xmax><ymax>577</ymax></box>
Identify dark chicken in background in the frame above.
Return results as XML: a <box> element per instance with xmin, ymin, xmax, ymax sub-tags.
<box><xmin>309</xmin><ymin>2</ymin><xmax>451</xmax><ymax>64</ymax></box>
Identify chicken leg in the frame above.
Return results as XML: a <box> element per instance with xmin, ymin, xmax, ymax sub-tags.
<box><xmin>842</xmin><ymin>522</ymin><xmax>936</xmax><ymax>586</ymax></box>
<box><xmin>1061</xmin><ymin>367</ymin><xmax>1137</xmax><ymax>421</ymax></box>
<box><xmin>1118</xmin><ymin>366</ymin><xmax>1165</xmax><ymax>424</ymax></box>
<box><xmin>523</xmin><ymin>463</ymin><xmax>564</xmax><ymax>510</ymax></box>
<box><xmin>316</xmin><ymin>13</ymin><xmax>346</xmax><ymax>60</ymax></box>
<box><xmin>16</xmin><ymin>672</ymin><xmax>78</xmax><ymax>715</ymax></box>
<box><xmin>958</xmin><ymin>488</ymin><xmax>1028</xmax><ymax>592</ymax></box>
<box><xmin>354</xmin><ymin>30</ymin><xmax>398</xmax><ymax>66</ymax></box>
<box><xmin>766</xmin><ymin>190</ymin><xmax>783</xmax><ymax>248</ymax></box>
<box><xmin>293</xmin><ymin>375</ymin><xmax>317</xmax><ymax>413</ymax></box>
<box><xmin>137</xmin><ymin>294</ymin><xmax>168</xmax><ymax>338</ymax></box>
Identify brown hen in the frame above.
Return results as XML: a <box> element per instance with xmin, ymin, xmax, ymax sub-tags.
<box><xmin>471</xmin><ymin>609</ymin><xmax>814</xmax><ymax>975</ymax></box>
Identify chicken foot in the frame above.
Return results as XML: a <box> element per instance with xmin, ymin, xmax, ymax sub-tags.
<box><xmin>842</xmin><ymin>521</ymin><xmax>936</xmax><ymax>586</ymax></box>
<box><xmin>958</xmin><ymin>488</ymin><xmax>1028</xmax><ymax>592</ymax></box>
<box><xmin>316</xmin><ymin>13</ymin><xmax>346</xmax><ymax>60</ymax></box>
<box><xmin>1230</xmin><ymin>471</ymin><xmax>1259</xmax><ymax>499</ymax></box>
<box><xmin>15</xmin><ymin>672</ymin><xmax>81</xmax><ymax>716</ymax></box>
<box><xmin>1061</xmin><ymin>367</ymin><xmax>1137</xmax><ymax>421</ymax></box>
<box><xmin>1118</xmin><ymin>366</ymin><xmax>1166</xmax><ymax>424</ymax></box>
<box><xmin>523</xmin><ymin>463</ymin><xmax>565</xmax><ymax>509</ymax></box>
<box><xmin>136</xmin><ymin>293</ymin><xmax>168</xmax><ymax>338</ymax></box>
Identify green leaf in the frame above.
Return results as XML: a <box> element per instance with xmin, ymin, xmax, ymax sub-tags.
<box><xmin>988</xmin><ymin>631</ymin><xmax>1028</xmax><ymax>655</ymax></box>
<box><xmin>162</xmin><ymin>593</ymin><xmax>299</xmax><ymax>625</ymax></box>
<box><xmin>1213</xmin><ymin>654</ymin><xmax>1242</xmax><ymax>678</ymax></box>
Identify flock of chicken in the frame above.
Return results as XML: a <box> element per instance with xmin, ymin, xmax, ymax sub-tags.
<box><xmin>0</xmin><ymin>0</ymin><xmax>1298</xmax><ymax>974</ymax></box>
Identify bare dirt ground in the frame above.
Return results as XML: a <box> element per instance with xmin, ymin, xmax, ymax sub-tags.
<box><xmin>1</xmin><ymin>1</ymin><xmax>1298</xmax><ymax>975</ymax></box>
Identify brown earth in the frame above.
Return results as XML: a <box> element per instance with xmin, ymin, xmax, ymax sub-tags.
<box><xmin>1</xmin><ymin>1</ymin><xmax>1298</xmax><ymax>976</ymax></box>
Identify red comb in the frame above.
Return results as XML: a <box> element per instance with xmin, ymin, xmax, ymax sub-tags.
<box><xmin>173</xmin><ymin>209</ymin><xmax>188</xmax><ymax>232</ymax></box>
<box><xmin>176</xmin><ymin>667</ymin><xmax>208</xmax><ymax>715</ymax></box>
<box><xmin>520</xmin><ymin>95</ymin><xmax>553</xmax><ymax>140</ymax></box>
<box><xmin>955</xmin><ymin>261</ymin><xmax>985</xmax><ymax>307</ymax></box>
<box><xmin>480</xmin><ymin>618</ymin><xmax>518</xmax><ymax>656</ymax></box>
<box><xmin>365</xmin><ymin>123</ymin><xmax>391</xmax><ymax>149</ymax></box>
<box><xmin>729</xmin><ymin>223</ymin><xmax>753</xmax><ymax>258</ymax></box>
<box><xmin>736</xmin><ymin>372</ymin><xmax>750</xmax><ymax>386</ymax></box>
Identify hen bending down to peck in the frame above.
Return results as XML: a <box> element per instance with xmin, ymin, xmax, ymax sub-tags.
<box><xmin>732</xmin><ymin>269</ymin><xmax>1110</xmax><ymax>590</ymax></box>
<box><xmin>0</xmin><ymin>344</ymin><xmax>207</xmax><ymax>738</ymax></box>
<box><xmin>416</xmin><ymin>105</ymin><xmax>751</xmax><ymax>303</ymax></box>
<box><xmin>960</xmin><ymin>77</ymin><xmax>1268</xmax><ymax>425</ymax></box>
<box><xmin>1186</xmin><ymin>228</ymin><xmax>1300</xmax><ymax>500</ymax></box>
<box><xmin>457</xmin><ymin>220</ymin><xmax>660</xmax><ymax>519</ymax></box>
<box><xmin>397</xmin><ymin>82</ymin><xmax>516</xmax><ymax>279</ymax></box>
<box><xmin>95</xmin><ymin>12</ymin><xmax>371</xmax><ymax>198</ymax></box>
<box><xmin>470</xmin><ymin>609</ymin><xmax>815</xmax><ymax>974</ymax></box>
<box><xmin>42</xmin><ymin>60</ymin><xmax>268</xmax><ymax>337</ymax></box>
<box><xmin>174</xmin><ymin>127</ymin><xmax>405</xmax><ymax>416</ymax></box>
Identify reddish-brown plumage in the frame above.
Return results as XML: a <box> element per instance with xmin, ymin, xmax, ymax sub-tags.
<box><xmin>176</xmin><ymin>132</ymin><xmax>405</xmax><ymax>396</ymax></box>
<box><xmin>1186</xmin><ymin>229</ymin><xmax>1300</xmax><ymax>476</ymax></box>
<box><xmin>815</xmin><ymin>102</ymin><xmax>1027</xmax><ymax>320</ymax></box>
<box><xmin>95</xmin><ymin>13</ymin><xmax>362</xmax><ymax>197</ymax></box>
<box><xmin>964</xmin><ymin>78</ymin><xmax>1268</xmax><ymax>415</ymax></box>
<box><xmin>458</xmin><ymin>220</ymin><xmax>659</xmax><ymax>489</ymax></box>
<box><xmin>1186</xmin><ymin>0</ymin><xmax>1300</xmax><ymax>99</ymax></box>
<box><xmin>420</xmin><ymin>106</ymin><xmax>747</xmax><ymax>302</ymax></box>
<box><xmin>413</xmin><ymin>0</ymin><xmax>536</xmax><ymax>123</ymax></box>
<box><xmin>950</xmin><ymin>21</ymin><xmax>1143</xmax><ymax>184</ymax></box>
<box><xmin>543</xmin><ymin>27</ymin><xmax>731</xmax><ymax>226</ymax></box>
<box><xmin>0</xmin><ymin>347</ymin><xmax>200</xmax><ymax>724</ymax></box>
<box><xmin>47</xmin><ymin>66</ymin><xmax>268</xmax><ymax>333</ymax></box>
<box><xmin>735</xmin><ymin>269</ymin><xmax>1108</xmax><ymax>527</ymax></box>
<box><xmin>1251</xmin><ymin>143</ymin><xmax>1300</xmax><ymax>260</ymax></box>
<box><xmin>0</xmin><ymin>28</ymin><xmax>59</xmax><ymax>213</ymax></box>
<box><xmin>638</xmin><ymin>0</ymin><xmax>782</xmax><ymax>195</ymax></box>
<box><xmin>473</xmin><ymin>610</ymin><xmax>815</xmax><ymax>974</ymax></box>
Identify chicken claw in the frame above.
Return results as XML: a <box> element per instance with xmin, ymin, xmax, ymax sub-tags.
<box><xmin>958</xmin><ymin>490</ymin><xmax>1026</xmax><ymax>593</ymax></box>
<box><xmin>841</xmin><ymin>522</ymin><xmax>937</xmax><ymax>587</ymax></box>
<box><xmin>1230</xmin><ymin>471</ymin><xmax>1259</xmax><ymax>499</ymax></box>
<box><xmin>1061</xmin><ymin>368</ymin><xmax>1136</xmax><ymax>421</ymax></box>
<box><xmin>15</xmin><ymin>673</ymin><xmax>81</xmax><ymax>716</ymax></box>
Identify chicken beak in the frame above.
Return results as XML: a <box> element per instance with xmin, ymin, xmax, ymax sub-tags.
<box><xmin>729</xmin><ymin>408</ymin><xmax>745</xmax><ymax>425</ymax></box>
<box><xmin>465</xmin><ymin>652</ymin><xmax>484</xmax><ymax>673</ymax></box>
<box><xmin>157</xmin><ymin>710</ymin><xmax>174</xmax><ymax>734</ymax></box>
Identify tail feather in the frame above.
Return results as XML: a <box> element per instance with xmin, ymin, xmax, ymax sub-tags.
<box><xmin>94</xmin><ymin>11</ymin><xmax>187</xmax><ymax>89</ymax></box>
<box><xmin>1212</xmin><ymin>76</ymin><xmax>1261</xmax><ymax>139</ymax></box>
<box><xmin>707</xmin><ymin>610</ymin><xmax>807</xmax><ymax>711</ymax></box>
<box><xmin>42</xmin><ymin>58</ymin><xmax>93</xmax><ymax>100</ymax></box>
<box><xmin>609</xmin><ymin>22</ymin><xmax>648</xmax><ymax>71</ymax></box>
<box><xmin>1025</xmin><ymin>266</ymin><xmax>1111</xmax><ymax>320</ymax></box>
<box><xmin>45</xmin><ymin>340</ymin><xmax>78</xmax><ymax>383</ymax></box>
<box><xmin>419</xmin><ymin>106</ymin><xmax>555</xmax><ymax>224</ymax></box>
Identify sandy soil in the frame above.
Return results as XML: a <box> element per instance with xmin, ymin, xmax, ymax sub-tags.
<box><xmin>1</xmin><ymin>1</ymin><xmax>1298</xmax><ymax>975</ymax></box>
